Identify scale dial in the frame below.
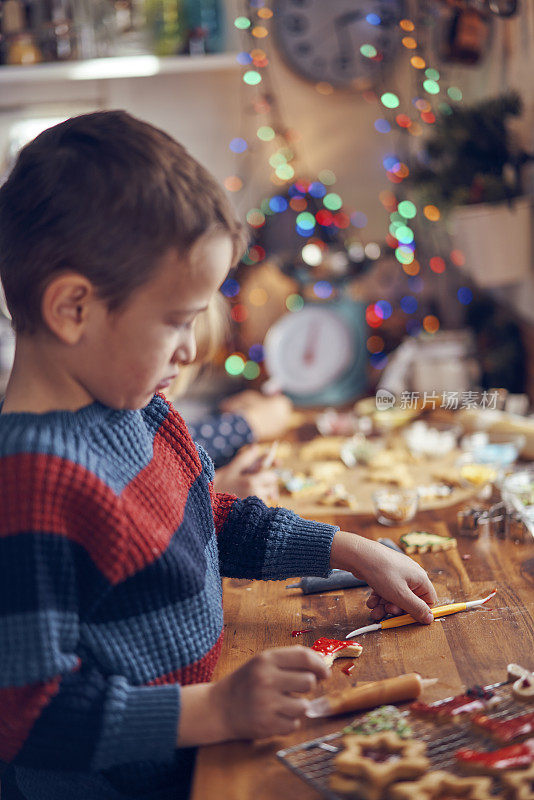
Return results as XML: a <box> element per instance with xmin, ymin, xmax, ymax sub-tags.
<box><xmin>272</xmin><ymin>0</ymin><xmax>404</xmax><ymax>88</ymax></box>
<box><xmin>264</xmin><ymin>305</ymin><xmax>358</xmax><ymax>396</ymax></box>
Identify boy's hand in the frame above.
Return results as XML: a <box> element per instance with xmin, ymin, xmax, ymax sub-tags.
<box><xmin>210</xmin><ymin>646</ymin><xmax>329</xmax><ymax>740</ymax></box>
<box><xmin>331</xmin><ymin>531</ymin><xmax>437</xmax><ymax>625</ymax></box>
<box><xmin>213</xmin><ymin>445</ymin><xmax>279</xmax><ymax>504</ymax></box>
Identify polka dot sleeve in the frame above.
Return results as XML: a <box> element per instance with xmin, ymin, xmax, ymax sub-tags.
<box><xmin>187</xmin><ymin>413</ymin><xmax>255</xmax><ymax>469</ymax></box>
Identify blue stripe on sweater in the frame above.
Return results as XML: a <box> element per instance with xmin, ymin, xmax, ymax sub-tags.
<box><xmin>0</xmin><ymin>395</ymin><xmax>172</xmax><ymax>494</ymax></box>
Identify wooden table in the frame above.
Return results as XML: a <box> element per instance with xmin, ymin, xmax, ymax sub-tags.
<box><xmin>191</xmin><ymin>503</ymin><xmax>534</xmax><ymax>799</ymax></box>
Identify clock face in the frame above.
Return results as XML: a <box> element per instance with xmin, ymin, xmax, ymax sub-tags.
<box><xmin>264</xmin><ymin>305</ymin><xmax>359</xmax><ymax>395</ymax></box>
<box><xmin>272</xmin><ymin>0</ymin><xmax>404</xmax><ymax>88</ymax></box>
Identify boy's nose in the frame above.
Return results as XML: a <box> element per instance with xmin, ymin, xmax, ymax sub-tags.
<box><xmin>173</xmin><ymin>329</ymin><xmax>197</xmax><ymax>366</ymax></box>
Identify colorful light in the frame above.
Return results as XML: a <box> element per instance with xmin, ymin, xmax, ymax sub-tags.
<box><xmin>366</xmin><ymin>13</ymin><xmax>381</xmax><ymax>25</ymax></box>
<box><xmin>410</xmin><ymin>56</ymin><xmax>426</xmax><ymax>69</ymax></box>
<box><xmin>375</xmin><ymin>118</ymin><xmax>391</xmax><ymax>133</ymax></box>
<box><xmin>381</xmin><ymin>92</ymin><xmax>400</xmax><ymax>109</ymax></box>
<box><xmin>366</xmin><ymin>304</ymin><xmax>383</xmax><ymax>328</ymax></box>
<box><xmin>370</xmin><ymin>354</ymin><xmax>388</xmax><ymax>369</ymax></box>
<box><xmin>323</xmin><ymin>192</ymin><xmax>342</xmax><ymax>211</ymax></box>
<box><xmin>302</xmin><ymin>243</ymin><xmax>323</xmax><ymax>266</ymax></box>
<box><xmin>318</xmin><ymin>169</ymin><xmax>336</xmax><ymax>185</ymax></box>
<box><xmin>221</xmin><ymin>278</ymin><xmax>240</xmax><ymax>297</ymax></box>
<box><xmin>289</xmin><ymin>196</ymin><xmax>307</xmax><ymax>212</ymax></box>
<box><xmin>396</xmin><ymin>114</ymin><xmax>412</xmax><ymax>128</ymax></box>
<box><xmin>360</xmin><ymin>44</ymin><xmax>377</xmax><ymax>58</ymax></box>
<box><xmin>231</xmin><ymin>304</ymin><xmax>248</xmax><ymax>323</ymax></box>
<box><xmin>403</xmin><ymin>260</ymin><xmax>420</xmax><ymax>276</ymax></box>
<box><xmin>425</xmin><ymin>68</ymin><xmax>440</xmax><ymax>80</ymax></box>
<box><xmin>375</xmin><ymin>300</ymin><xmax>392</xmax><ymax>320</ymax></box>
<box><xmin>395</xmin><ymin>246</ymin><xmax>414</xmax><ymax>265</ymax></box>
<box><xmin>275</xmin><ymin>164</ymin><xmax>294</xmax><ymax>180</ymax></box>
<box><xmin>243</xmin><ymin>70</ymin><xmax>262</xmax><ymax>85</ymax></box>
<box><xmin>243</xmin><ymin>361</ymin><xmax>261</xmax><ymax>380</ymax></box>
<box><xmin>269</xmin><ymin>195</ymin><xmax>288</xmax><ymax>212</ymax></box>
<box><xmin>429</xmin><ymin>256</ymin><xmax>446</xmax><ymax>273</ymax></box>
<box><xmin>398</xmin><ymin>200</ymin><xmax>417</xmax><ymax>219</ymax></box>
<box><xmin>401</xmin><ymin>295</ymin><xmax>417</xmax><ymax>314</ymax></box>
<box><xmin>448</xmin><ymin>87</ymin><xmax>463</xmax><ymax>101</ymax></box>
<box><xmin>249</xmin><ymin>344</ymin><xmax>264</xmax><ymax>361</ymax></box>
<box><xmin>225</xmin><ymin>354</ymin><xmax>246</xmax><ymax>375</ymax></box>
<box><xmin>251</xmin><ymin>25</ymin><xmax>268</xmax><ymax>38</ymax></box>
<box><xmin>234</xmin><ymin>16</ymin><xmax>251</xmax><ymax>29</ymax></box>
<box><xmin>457</xmin><ymin>287</ymin><xmax>473</xmax><ymax>305</ymax></box>
<box><xmin>246</xmin><ymin>208</ymin><xmax>265</xmax><ymax>227</ymax></box>
<box><xmin>230</xmin><ymin>137</ymin><xmax>247</xmax><ymax>153</ymax></box>
<box><xmin>313</xmin><ymin>281</ymin><xmax>333</xmax><ymax>299</ymax></box>
<box><xmin>395</xmin><ymin>225</ymin><xmax>414</xmax><ymax>244</ymax></box>
<box><xmin>308</xmin><ymin>181</ymin><xmax>326</xmax><ymax>198</ymax></box>
<box><xmin>402</xmin><ymin>36</ymin><xmax>417</xmax><ymax>49</ymax></box>
<box><xmin>423</xmin><ymin>315</ymin><xmax>440</xmax><ymax>334</ymax></box>
<box><xmin>257</xmin><ymin>125</ymin><xmax>275</xmax><ymax>141</ymax></box>
<box><xmin>367</xmin><ymin>335</ymin><xmax>384</xmax><ymax>353</ymax></box>
<box><xmin>296</xmin><ymin>211</ymin><xmax>315</xmax><ymax>231</ymax></box>
<box><xmin>365</xmin><ymin>242</ymin><xmax>381</xmax><ymax>260</ymax></box>
<box><xmin>236</xmin><ymin>52</ymin><xmax>252</xmax><ymax>65</ymax></box>
<box><xmin>400</xmin><ymin>19</ymin><xmax>415</xmax><ymax>31</ymax></box>
<box><xmin>224</xmin><ymin>176</ymin><xmax>243</xmax><ymax>192</ymax></box>
<box><xmin>286</xmin><ymin>294</ymin><xmax>304</xmax><ymax>312</ymax></box>
<box><xmin>351</xmin><ymin>211</ymin><xmax>368</xmax><ymax>228</ymax></box>
<box><xmin>451</xmin><ymin>249</ymin><xmax>465</xmax><ymax>266</ymax></box>
<box><xmin>423</xmin><ymin>205</ymin><xmax>440</xmax><ymax>221</ymax></box>
<box><xmin>423</xmin><ymin>79</ymin><xmax>440</xmax><ymax>95</ymax></box>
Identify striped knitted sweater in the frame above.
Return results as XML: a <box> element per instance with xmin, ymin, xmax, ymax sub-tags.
<box><xmin>0</xmin><ymin>393</ymin><xmax>337</xmax><ymax>800</ymax></box>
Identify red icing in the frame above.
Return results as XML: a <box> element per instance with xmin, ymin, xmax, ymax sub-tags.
<box><xmin>291</xmin><ymin>629</ymin><xmax>311</xmax><ymax>637</ymax></box>
<box><xmin>473</xmin><ymin>711</ymin><xmax>534</xmax><ymax>744</ymax></box>
<box><xmin>311</xmin><ymin>637</ymin><xmax>360</xmax><ymax>656</ymax></box>
<box><xmin>410</xmin><ymin>695</ymin><xmax>485</xmax><ymax>719</ymax></box>
<box><xmin>455</xmin><ymin>737</ymin><xmax>534</xmax><ymax>770</ymax></box>
<box><xmin>342</xmin><ymin>662</ymin><xmax>355</xmax><ymax>676</ymax></box>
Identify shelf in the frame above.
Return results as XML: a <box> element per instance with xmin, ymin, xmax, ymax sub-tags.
<box><xmin>0</xmin><ymin>52</ymin><xmax>240</xmax><ymax>84</ymax></box>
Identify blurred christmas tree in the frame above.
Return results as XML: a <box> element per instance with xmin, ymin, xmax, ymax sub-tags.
<box><xmin>409</xmin><ymin>92</ymin><xmax>532</xmax><ymax>207</ymax></box>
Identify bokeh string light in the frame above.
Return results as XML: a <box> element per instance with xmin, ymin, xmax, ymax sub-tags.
<box><xmin>223</xmin><ymin>1</ymin><xmax>471</xmax><ymax>381</ymax></box>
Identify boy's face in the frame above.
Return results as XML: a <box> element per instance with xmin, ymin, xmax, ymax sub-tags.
<box><xmin>80</xmin><ymin>232</ymin><xmax>233</xmax><ymax>410</ymax></box>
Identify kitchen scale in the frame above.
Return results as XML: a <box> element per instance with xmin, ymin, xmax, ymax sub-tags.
<box><xmin>263</xmin><ymin>295</ymin><xmax>367</xmax><ymax>406</ymax></box>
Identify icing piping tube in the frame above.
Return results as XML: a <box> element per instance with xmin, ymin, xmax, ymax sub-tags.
<box><xmin>345</xmin><ymin>589</ymin><xmax>497</xmax><ymax>640</ymax></box>
<box><xmin>306</xmin><ymin>673</ymin><xmax>437</xmax><ymax>718</ymax></box>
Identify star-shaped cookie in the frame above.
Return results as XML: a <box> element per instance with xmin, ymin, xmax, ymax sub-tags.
<box><xmin>501</xmin><ymin>763</ymin><xmax>534</xmax><ymax>800</ymax></box>
<box><xmin>390</xmin><ymin>770</ymin><xmax>494</xmax><ymax>800</ymax></box>
<box><xmin>331</xmin><ymin>731</ymin><xmax>429</xmax><ymax>800</ymax></box>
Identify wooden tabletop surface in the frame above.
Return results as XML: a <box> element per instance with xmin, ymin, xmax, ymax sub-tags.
<box><xmin>191</xmin><ymin>499</ymin><xmax>534</xmax><ymax>800</ymax></box>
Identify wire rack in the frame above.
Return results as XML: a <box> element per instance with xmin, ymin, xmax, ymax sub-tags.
<box><xmin>276</xmin><ymin>683</ymin><xmax>528</xmax><ymax>799</ymax></box>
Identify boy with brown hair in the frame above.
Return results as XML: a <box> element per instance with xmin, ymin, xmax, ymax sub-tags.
<box><xmin>0</xmin><ymin>111</ymin><xmax>436</xmax><ymax>800</ymax></box>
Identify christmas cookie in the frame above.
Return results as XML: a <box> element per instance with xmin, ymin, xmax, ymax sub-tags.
<box><xmin>410</xmin><ymin>687</ymin><xmax>496</xmax><ymax>722</ymax></box>
<box><xmin>343</xmin><ymin>705</ymin><xmax>413</xmax><ymax>739</ymax></box>
<box><xmin>400</xmin><ymin>530</ymin><xmax>457</xmax><ymax>554</ymax></box>
<box><xmin>501</xmin><ymin>763</ymin><xmax>534</xmax><ymax>800</ymax></box>
<box><xmin>472</xmin><ymin>710</ymin><xmax>534</xmax><ymax>744</ymax></box>
<box><xmin>299</xmin><ymin>436</ymin><xmax>345</xmax><ymax>461</ymax></box>
<box><xmin>318</xmin><ymin>483</ymin><xmax>358</xmax><ymax>509</ymax></box>
<box><xmin>455</xmin><ymin>737</ymin><xmax>534</xmax><ymax>774</ymax></box>
<box><xmin>508</xmin><ymin>663</ymin><xmax>534</xmax><ymax>702</ymax></box>
<box><xmin>311</xmin><ymin>637</ymin><xmax>363</xmax><ymax>668</ymax></box>
<box><xmin>390</xmin><ymin>770</ymin><xmax>494</xmax><ymax>800</ymax></box>
<box><xmin>331</xmin><ymin>731</ymin><xmax>429</xmax><ymax>800</ymax></box>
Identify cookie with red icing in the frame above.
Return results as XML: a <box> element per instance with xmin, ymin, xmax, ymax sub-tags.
<box><xmin>311</xmin><ymin>637</ymin><xmax>363</xmax><ymax>668</ymax></box>
<box><xmin>472</xmin><ymin>710</ymin><xmax>534</xmax><ymax>744</ymax></box>
<box><xmin>390</xmin><ymin>770</ymin><xmax>493</xmax><ymax>800</ymax></box>
<box><xmin>331</xmin><ymin>731</ymin><xmax>429</xmax><ymax>800</ymax></box>
<box><xmin>455</xmin><ymin>737</ymin><xmax>534</xmax><ymax>774</ymax></box>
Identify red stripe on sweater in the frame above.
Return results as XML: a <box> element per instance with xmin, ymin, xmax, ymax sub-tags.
<box><xmin>0</xmin><ymin>677</ymin><xmax>61</xmax><ymax>762</ymax></box>
<box><xmin>147</xmin><ymin>632</ymin><xmax>224</xmax><ymax>687</ymax></box>
<box><xmin>0</xmin><ymin>410</ymin><xmax>203</xmax><ymax>584</ymax></box>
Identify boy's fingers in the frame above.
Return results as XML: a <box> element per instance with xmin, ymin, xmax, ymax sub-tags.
<box><xmin>277</xmin><ymin>697</ymin><xmax>310</xmax><ymax>719</ymax></box>
<box><xmin>279</xmin><ymin>671</ymin><xmax>318</xmax><ymax>695</ymax></box>
<box><xmin>366</xmin><ymin>592</ymin><xmax>381</xmax><ymax>609</ymax></box>
<box><xmin>272</xmin><ymin>646</ymin><xmax>330</xmax><ymax>678</ymax></box>
<box><xmin>401</xmin><ymin>591</ymin><xmax>434</xmax><ymax>624</ymax></box>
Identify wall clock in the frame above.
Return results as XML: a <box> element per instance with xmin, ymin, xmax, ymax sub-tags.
<box><xmin>263</xmin><ymin>297</ymin><xmax>367</xmax><ymax>406</ymax></box>
<box><xmin>272</xmin><ymin>0</ymin><xmax>405</xmax><ymax>88</ymax></box>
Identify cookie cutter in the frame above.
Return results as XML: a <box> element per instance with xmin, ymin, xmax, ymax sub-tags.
<box><xmin>457</xmin><ymin>502</ymin><xmax>530</xmax><ymax>542</ymax></box>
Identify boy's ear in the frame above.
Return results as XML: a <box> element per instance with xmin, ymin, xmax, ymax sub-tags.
<box><xmin>41</xmin><ymin>273</ymin><xmax>96</xmax><ymax>345</ymax></box>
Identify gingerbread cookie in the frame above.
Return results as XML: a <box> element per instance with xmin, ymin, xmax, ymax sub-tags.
<box><xmin>400</xmin><ymin>530</ymin><xmax>457</xmax><ymax>554</ymax></box>
<box><xmin>311</xmin><ymin>637</ymin><xmax>363</xmax><ymax>668</ymax></box>
<box><xmin>501</xmin><ymin>763</ymin><xmax>534</xmax><ymax>800</ymax></box>
<box><xmin>390</xmin><ymin>770</ymin><xmax>494</xmax><ymax>800</ymax></box>
<box><xmin>508</xmin><ymin>663</ymin><xmax>534</xmax><ymax>702</ymax></box>
<box><xmin>318</xmin><ymin>483</ymin><xmax>358</xmax><ymax>509</ymax></box>
<box><xmin>343</xmin><ymin>705</ymin><xmax>413</xmax><ymax>739</ymax></box>
<box><xmin>299</xmin><ymin>436</ymin><xmax>345</xmax><ymax>461</ymax></box>
<box><xmin>455</xmin><ymin>737</ymin><xmax>534</xmax><ymax>774</ymax></box>
<box><xmin>331</xmin><ymin>731</ymin><xmax>429</xmax><ymax>800</ymax></box>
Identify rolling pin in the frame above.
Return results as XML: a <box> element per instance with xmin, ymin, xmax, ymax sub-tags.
<box><xmin>306</xmin><ymin>672</ymin><xmax>436</xmax><ymax>718</ymax></box>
